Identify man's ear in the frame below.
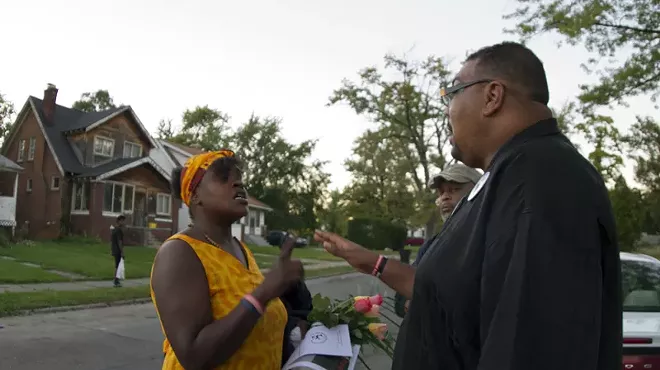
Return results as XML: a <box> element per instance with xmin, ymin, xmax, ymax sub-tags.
<box><xmin>482</xmin><ymin>81</ymin><xmax>505</xmax><ymax>117</ymax></box>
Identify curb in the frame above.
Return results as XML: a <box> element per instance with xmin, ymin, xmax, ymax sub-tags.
<box><xmin>11</xmin><ymin>297</ymin><xmax>153</xmax><ymax>318</ymax></box>
<box><xmin>4</xmin><ymin>271</ymin><xmax>361</xmax><ymax>318</ymax></box>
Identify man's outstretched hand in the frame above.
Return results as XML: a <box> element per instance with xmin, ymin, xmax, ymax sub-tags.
<box><xmin>313</xmin><ymin>230</ymin><xmax>377</xmax><ymax>275</ymax></box>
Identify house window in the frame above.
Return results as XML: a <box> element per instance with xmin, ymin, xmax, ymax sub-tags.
<box><xmin>51</xmin><ymin>176</ymin><xmax>60</xmax><ymax>190</ymax></box>
<box><xmin>17</xmin><ymin>139</ymin><xmax>26</xmax><ymax>162</ymax></box>
<box><xmin>26</xmin><ymin>178</ymin><xmax>32</xmax><ymax>192</ymax></box>
<box><xmin>93</xmin><ymin>136</ymin><xmax>115</xmax><ymax>157</ymax></box>
<box><xmin>28</xmin><ymin>137</ymin><xmax>36</xmax><ymax>161</ymax></box>
<box><xmin>123</xmin><ymin>142</ymin><xmax>142</xmax><ymax>158</ymax></box>
<box><xmin>103</xmin><ymin>182</ymin><xmax>134</xmax><ymax>214</ymax></box>
<box><xmin>157</xmin><ymin>193</ymin><xmax>171</xmax><ymax>215</ymax></box>
<box><xmin>72</xmin><ymin>182</ymin><xmax>90</xmax><ymax>211</ymax></box>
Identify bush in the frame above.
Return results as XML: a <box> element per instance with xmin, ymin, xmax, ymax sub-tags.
<box><xmin>347</xmin><ymin>218</ymin><xmax>407</xmax><ymax>251</ymax></box>
<box><xmin>0</xmin><ymin>227</ymin><xmax>10</xmax><ymax>247</ymax></box>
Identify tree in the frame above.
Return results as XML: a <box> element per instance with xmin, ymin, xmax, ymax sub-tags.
<box><xmin>317</xmin><ymin>189</ymin><xmax>349</xmax><ymax>235</ymax></box>
<box><xmin>623</xmin><ymin>116</ymin><xmax>660</xmax><ymax>192</ymax></box>
<box><xmin>504</xmin><ymin>0</ymin><xmax>660</xmax><ymax>108</ymax></box>
<box><xmin>166</xmin><ymin>106</ymin><xmax>231</xmax><ymax>151</ymax></box>
<box><xmin>329</xmin><ymin>53</ymin><xmax>454</xmax><ymax>237</ymax></box>
<box><xmin>504</xmin><ymin>0</ymin><xmax>659</xmax><ymax>183</ymax></box>
<box><xmin>0</xmin><ymin>93</ymin><xmax>16</xmax><ymax>147</ymax></box>
<box><xmin>230</xmin><ymin>115</ymin><xmax>329</xmax><ymax>235</ymax></box>
<box><xmin>71</xmin><ymin>90</ymin><xmax>118</xmax><ymax>112</ymax></box>
<box><xmin>342</xmin><ymin>129</ymin><xmax>417</xmax><ymax>226</ymax></box>
<box><xmin>609</xmin><ymin>176</ymin><xmax>646</xmax><ymax>250</ymax></box>
<box><xmin>623</xmin><ymin>116</ymin><xmax>660</xmax><ymax>236</ymax></box>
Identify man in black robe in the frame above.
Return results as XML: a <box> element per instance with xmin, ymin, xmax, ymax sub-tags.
<box><xmin>315</xmin><ymin>41</ymin><xmax>622</xmax><ymax>370</ymax></box>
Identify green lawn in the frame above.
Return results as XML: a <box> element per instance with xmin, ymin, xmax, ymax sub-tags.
<box><xmin>0</xmin><ymin>239</ymin><xmax>157</xmax><ymax>280</ymax></box>
<box><xmin>0</xmin><ymin>265</ymin><xmax>357</xmax><ymax>317</ymax></box>
<box><xmin>0</xmin><ymin>259</ymin><xmax>71</xmax><ymax>284</ymax></box>
<box><xmin>0</xmin><ymin>285</ymin><xmax>150</xmax><ymax>317</ymax></box>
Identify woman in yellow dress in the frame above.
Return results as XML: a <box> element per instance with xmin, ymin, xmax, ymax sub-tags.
<box><xmin>150</xmin><ymin>150</ymin><xmax>304</xmax><ymax>369</ymax></box>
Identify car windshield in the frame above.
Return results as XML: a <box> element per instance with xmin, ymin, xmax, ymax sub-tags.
<box><xmin>622</xmin><ymin>259</ymin><xmax>660</xmax><ymax>312</ymax></box>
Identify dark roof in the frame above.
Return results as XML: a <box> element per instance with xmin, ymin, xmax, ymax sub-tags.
<box><xmin>63</xmin><ymin>106</ymin><xmax>126</xmax><ymax>132</ymax></box>
<box><xmin>75</xmin><ymin>157</ymin><xmax>142</xmax><ymax>178</ymax></box>
<box><xmin>165</xmin><ymin>140</ymin><xmax>205</xmax><ymax>155</ymax></box>
<box><xmin>29</xmin><ymin>97</ymin><xmax>131</xmax><ymax>174</ymax></box>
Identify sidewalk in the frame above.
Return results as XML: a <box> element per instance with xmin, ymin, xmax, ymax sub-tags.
<box><xmin>0</xmin><ymin>260</ymin><xmax>351</xmax><ymax>294</ymax></box>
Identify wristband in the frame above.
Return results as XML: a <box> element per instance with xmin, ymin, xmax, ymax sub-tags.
<box><xmin>376</xmin><ymin>256</ymin><xmax>388</xmax><ymax>278</ymax></box>
<box><xmin>243</xmin><ymin>294</ymin><xmax>264</xmax><ymax>315</ymax></box>
<box><xmin>372</xmin><ymin>255</ymin><xmax>384</xmax><ymax>276</ymax></box>
<box><xmin>240</xmin><ymin>299</ymin><xmax>261</xmax><ymax>316</ymax></box>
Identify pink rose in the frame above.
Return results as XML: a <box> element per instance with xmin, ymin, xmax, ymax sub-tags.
<box><xmin>368</xmin><ymin>323</ymin><xmax>388</xmax><ymax>340</ymax></box>
<box><xmin>353</xmin><ymin>297</ymin><xmax>372</xmax><ymax>313</ymax></box>
<box><xmin>368</xmin><ymin>294</ymin><xmax>383</xmax><ymax>306</ymax></box>
<box><xmin>365</xmin><ymin>304</ymin><xmax>380</xmax><ymax>317</ymax></box>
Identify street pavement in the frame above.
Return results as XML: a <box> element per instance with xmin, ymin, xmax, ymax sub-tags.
<box><xmin>0</xmin><ymin>273</ymin><xmax>401</xmax><ymax>370</ymax></box>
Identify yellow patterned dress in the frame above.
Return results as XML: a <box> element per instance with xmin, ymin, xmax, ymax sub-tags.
<box><xmin>150</xmin><ymin>234</ymin><xmax>288</xmax><ymax>369</ymax></box>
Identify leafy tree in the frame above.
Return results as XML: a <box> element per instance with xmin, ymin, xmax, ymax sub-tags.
<box><xmin>167</xmin><ymin>105</ymin><xmax>232</xmax><ymax>151</ymax></box>
<box><xmin>231</xmin><ymin>115</ymin><xmax>329</xmax><ymax>234</ymax></box>
<box><xmin>0</xmin><ymin>93</ymin><xmax>16</xmax><ymax>147</ymax></box>
<box><xmin>71</xmin><ymin>90</ymin><xmax>118</xmax><ymax>112</ymax></box>
<box><xmin>504</xmin><ymin>0</ymin><xmax>659</xmax><ymax>183</ymax></box>
<box><xmin>317</xmin><ymin>189</ymin><xmax>349</xmax><ymax>235</ymax></box>
<box><xmin>623</xmin><ymin>116</ymin><xmax>660</xmax><ymax>192</ymax></box>
<box><xmin>609</xmin><ymin>176</ymin><xmax>646</xmax><ymax>250</ymax></box>
<box><xmin>329</xmin><ymin>53</ymin><xmax>454</xmax><ymax>237</ymax></box>
<box><xmin>342</xmin><ymin>129</ymin><xmax>417</xmax><ymax>226</ymax></box>
<box><xmin>156</xmin><ymin>119</ymin><xmax>175</xmax><ymax>140</ymax></box>
<box><xmin>504</xmin><ymin>0</ymin><xmax>660</xmax><ymax>108</ymax></box>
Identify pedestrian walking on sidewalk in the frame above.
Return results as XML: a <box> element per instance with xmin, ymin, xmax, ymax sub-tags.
<box><xmin>111</xmin><ymin>215</ymin><xmax>125</xmax><ymax>287</ymax></box>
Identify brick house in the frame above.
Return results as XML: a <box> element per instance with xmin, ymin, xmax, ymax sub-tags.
<box><xmin>154</xmin><ymin>139</ymin><xmax>273</xmax><ymax>245</ymax></box>
<box><xmin>0</xmin><ymin>84</ymin><xmax>179</xmax><ymax>245</ymax></box>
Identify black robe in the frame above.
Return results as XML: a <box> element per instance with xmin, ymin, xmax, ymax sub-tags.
<box><xmin>392</xmin><ymin>118</ymin><xmax>622</xmax><ymax>370</ymax></box>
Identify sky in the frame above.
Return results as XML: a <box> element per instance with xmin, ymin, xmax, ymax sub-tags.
<box><xmin>1</xmin><ymin>0</ymin><xmax>656</xmax><ymax>189</ymax></box>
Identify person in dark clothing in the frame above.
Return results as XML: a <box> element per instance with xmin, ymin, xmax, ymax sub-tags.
<box><xmin>395</xmin><ymin>163</ymin><xmax>480</xmax><ymax>317</ymax></box>
<box><xmin>276</xmin><ymin>233</ymin><xmax>314</xmax><ymax>366</ymax></box>
<box><xmin>316</xmin><ymin>41</ymin><xmax>622</xmax><ymax>370</ymax></box>
<box><xmin>111</xmin><ymin>215</ymin><xmax>126</xmax><ymax>287</ymax></box>
<box><xmin>280</xmin><ymin>280</ymin><xmax>313</xmax><ymax>366</ymax></box>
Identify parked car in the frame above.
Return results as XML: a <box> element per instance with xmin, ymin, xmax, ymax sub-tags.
<box><xmin>622</xmin><ymin>252</ymin><xmax>660</xmax><ymax>369</ymax></box>
<box><xmin>266</xmin><ymin>230</ymin><xmax>307</xmax><ymax>248</ymax></box>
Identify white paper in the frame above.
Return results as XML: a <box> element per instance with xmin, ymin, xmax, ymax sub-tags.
<box><xmin>284</xmin><ymin>345</ymin><xmax>361</xmax><ymax>370</ymax></box>
<box><xmin>283</xmin><ymin>324</ymin><xmax>354</xmax><ymax>369</ymax></box>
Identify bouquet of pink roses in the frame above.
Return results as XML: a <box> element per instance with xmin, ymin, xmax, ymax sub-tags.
<box><xmin>307</xmin><ymin>293</ymin><xmax>395</xmax><ymax>360</ymax></box>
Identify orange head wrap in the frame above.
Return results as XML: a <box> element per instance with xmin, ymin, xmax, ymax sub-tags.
<box><xmin>179</xmin><ymin>149</ymin><xmax>235</xmax><ymax>206</ymax></box>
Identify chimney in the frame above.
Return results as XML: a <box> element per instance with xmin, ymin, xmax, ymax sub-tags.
<box><xmin>42</xmin><ymin>83</ymin><xmax>58</xmax><ymax>124</ymax></box>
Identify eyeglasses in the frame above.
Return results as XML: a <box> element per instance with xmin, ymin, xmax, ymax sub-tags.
<box><xmin>440</xmin><ymin>79</ymin><xmax>493</xmax><ymax>105</ymax></box>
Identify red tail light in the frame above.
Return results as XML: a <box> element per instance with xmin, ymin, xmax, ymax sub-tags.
<box><xmin>624</xmin><ymin>338</ymin><xmax>653</xmax><ymax>345</ymax></box>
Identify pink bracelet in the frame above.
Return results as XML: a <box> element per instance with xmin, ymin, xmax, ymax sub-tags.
<box><xmin>372</xmin><ymin>255</ymin><xmax>384</xmax><ymax>276</ymax></box>
<box><xmin>243</xmin><ymin>294</ymin><xmax>264</xmax><ymax>315</ymax></box>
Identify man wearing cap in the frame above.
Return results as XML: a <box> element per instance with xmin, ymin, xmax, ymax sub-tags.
<box><xmin>396</xmin><ymin>163</ymin><xmax>482</xmax><ymax>316</ymax></box>
<box><xmin>424</xmin><ymin>164</ymin><xmax>482</xmax><ymax>248</ymax></box>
